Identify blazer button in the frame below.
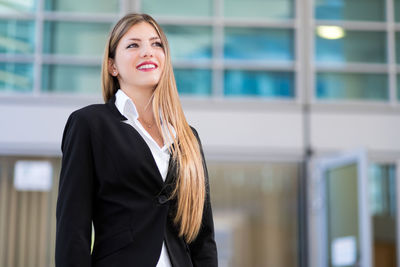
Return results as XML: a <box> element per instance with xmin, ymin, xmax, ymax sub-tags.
<box><xmin>158</xmin><ymin>195</ymin><xmax>168</xmax><ymax>204</ymax></box>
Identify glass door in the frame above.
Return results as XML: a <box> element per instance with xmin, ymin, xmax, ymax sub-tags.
<box><xmin>309</xmin><ymin>149</ymin><xmax>372</xmax><ymax>267</ymax></box>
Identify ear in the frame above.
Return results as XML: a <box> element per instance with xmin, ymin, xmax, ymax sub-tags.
<box><xmin>108</xmin><ymin>58</ymin><xmax>118</xmax><ymax>76</ymax></box>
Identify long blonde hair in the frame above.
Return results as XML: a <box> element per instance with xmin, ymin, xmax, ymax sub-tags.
<box><xmin>101</xmin><ymin>13</ymin><xmax>206</xmax><ymax>243</ymax></box>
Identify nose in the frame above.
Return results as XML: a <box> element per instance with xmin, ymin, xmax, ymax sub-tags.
<box><xmin>139</xmin><ymin>42</ymin><xmax>154</xmax><ymax>58</ymax></box>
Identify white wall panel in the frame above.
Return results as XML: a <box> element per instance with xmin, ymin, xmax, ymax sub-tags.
<box><xmin>311</xmin><ymin>112</ymin><xmax>400</xmax><ymax>152</ymax></box>
<box><xmin>0</xmin><ymin>103</ymin><xmax>304</xmax><ymax>159</ymax></box>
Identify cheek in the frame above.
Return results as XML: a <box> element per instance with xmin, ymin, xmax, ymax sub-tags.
<box><xmin>116</xmin><ymin>51</ymin><xmax>137</xmax><ymax>67</ymax></box>
<box><xmin>158</xmin><ymin>53</ymin><xmax>166</xmax><ymax>71</ymax></box>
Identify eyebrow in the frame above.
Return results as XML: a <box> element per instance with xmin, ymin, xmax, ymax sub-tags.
<box><xmin>127</xmin><ymin>37</ymin><xmax>160</xmax><ymax>41</ymax></box>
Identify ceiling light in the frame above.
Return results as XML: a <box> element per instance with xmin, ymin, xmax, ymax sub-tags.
<box><xmin>317</xmin><ymin>26</ymin><xmax>346</xmax><ymax>40</ymax></box>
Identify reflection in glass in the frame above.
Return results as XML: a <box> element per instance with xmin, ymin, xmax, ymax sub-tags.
<box><xmin>42</xmin><ymin>64</ymin><xmax>101</xmax><ymax>93</ymax></box>
<box><xmin>396</xmin><ymin>32</ymin><xmax>400</xmax><ymax>64</ymax></box>
<box><xmin>162</xmin><ymin>26</ymin><xmax>212</xmax><ymax>60</ymax></box>
<box><xmin>398</xmin><ymin>75</ymin><xmax>400</xmax><ymax>101</ymax></box>
<box><xmin>45</xmin><ymin>0</ymin><xmax>118</xmax><ymax>13</ymax></box>
<box><xmin>0</xmin><ymin>20</ymin><xmax>35</xmax><ymax>54</ymax></box>
<box><xmin>0</xmin><ymin>63</ymin><xmax>33</xmax><ymax>92</ymax></box>
<box><xmin>142</xmin><ymin>0</ymin><xmax>212</xmax><ymax>17</ymax></box>
<box><xmin>174</xmin><ymin>69</ymin><xmax>211</xmax><ymax>95</ymax></box>
<box><xmin>316</xmin><ymin>72</ymin><xmax>388</xmax><ymax>100</ymax></box>
<box><xmin>316</xmin><ymin>30</ymin><xmax>386</xmax><ymax>63</ymax></box>
<box><xmin>43</xmin><ymin>22</ymin><xmax>111</xmax><ymax>56</ymax></box>
<box><xmin>224</xmin><ymin>0</ymin><xmax>294</xmax><ymax>19</ymax></box>
<box><xmin>369</xmin><ymin>164</ymin><xmax>397</xmax><ymax>267</ymax></box>
<box><xmin>0</xmin><ymin>0</ymin><xmax>36</xmax><ymax>13</ymax></box>
<box><xmin>208</xmin><ymin>162</ymin><xmax>299</xmax><ymax>266</ymax></box>
<box><xmin>225</xmin><ymin>28</ymin><xmax>294</xmax><ymax>61</ymax></box>
<box><xmin>315</xmin><ymin>0</ymin><xmax>385</xmax><ymax>21</ymax></box>
<box><xmin>224</xmin><ymin>70</ymin><xmax>294</xmax><ymax>98</ymax></box>
<box><xmin>325</xmin><ymin>164</ymin><xmax>360</xmax><ymax>267</ymax></box>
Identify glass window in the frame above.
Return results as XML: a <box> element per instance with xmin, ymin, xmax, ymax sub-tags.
<box><xmin>369</xmin><ymin>164</ymin><xmax>397</xmax><ymax>267</ymax></box>
<box><xmin>396</xmin><ymin>0</ymin><xmax>400</xmax><ymax>22</ymax></box>
<box><xmin>0</xmin><ymin>0</ymin><xmax>36</xmax><ymax>13</ymax></box>
<box><xmin>45</xmin><ymin>0</ymin><xmax>118</xmax><ymax>13</ymax></box>
<box><xmin>224</xmin><ymin>0</ymin><xmax>294</xmax><ymax>19</ymax></box>
<box><xmin>396</xmin><ymin>32</ymin><xmax>400</xmax><ymax>64</ymax></box>
<box><xmin>369</xmin><ymin>164</ymin><xmax>396</xmax><ymax>217</ymax></box>
<box><xmin>141</xmin><ymin>0</ymin><xmax>212</xmax><ymax>17</ymax></box>
<box><xmin>41</xmin><ymin>64</ymin><xmax>101</xmax><ymax>94</ymax></box>
<box><xmin>224</xmin><ymin>28</ymin><xmax>294</xmax><ymax>61</ymax></box>
<box><xmin>224</xmin><ymin>70</ymin><xmax>294</xmax><ymax>98</ymax></box>
<box><xmin>208</xmin><ymin>162</ymin><xmax>299</xmax><ymax>267</ymax></box>
<box><xmin>0</xmin><ymin>20</ymin><xmax>35</xmax><ymax>55</ymax></box>
<box><xmin>316</xmin><ymin>30</ymin><xmax>386</xmax><ymax>63</ymax></box>
<box><xmin>0</xmin><ymin>63</ymin><xmax>33</xmax><ymax>92</ymax></box>
<box><xmin>315</xmin><ymin>0</ymin><xmax>385</xmax><ymax>21</ymax></box>
<box><xmin>398</xmin><ymin>74</ymin><xmax>400</xmax><ymax>101</ymax></box>
<box><xmin>162</xmin><ymin>25</ymin><xmax>212</xmax><ymax>60</ymax></box>
<box><xmin>43</xmin><ymin>22</ymin><xmax>111</xmax><ymax>56</ymax></box>
<box><xmin>316</xmin><ymin>72</ymin><xmax>388</xmax><ymax>100</ymax></box>
<box><xmin>174</xmin><ymin>68</ymin><xmax>211</xmax><ymax>96</ymax></box>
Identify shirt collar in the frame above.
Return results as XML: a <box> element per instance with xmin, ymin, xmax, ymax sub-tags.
<box><xmin>115</xmin><ymin>89</ymin><xmax>139</xmax><ymax>121</ymax></box>
<box><xmin>114</xmin><ymin>89</ymin><xmax>177</xmax><ymax>148</ymax></box>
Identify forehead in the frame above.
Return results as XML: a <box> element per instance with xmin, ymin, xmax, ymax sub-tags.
<box><xmin>121</xmin><ymin>22</ymin><xmax>160</xmax><ymax>41</ymax></box>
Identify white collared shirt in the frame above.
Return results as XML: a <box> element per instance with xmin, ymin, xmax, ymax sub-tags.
<box><xmin>115</xmin><ymin>89</ymin><xmax>174</xmax><ymax>267</ymax></box>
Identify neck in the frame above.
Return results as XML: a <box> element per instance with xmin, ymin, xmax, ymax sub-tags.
<box><xmin>120</xmin><ymin>86</ymin><xmax>155</xmax><ymax>119</ymax></box>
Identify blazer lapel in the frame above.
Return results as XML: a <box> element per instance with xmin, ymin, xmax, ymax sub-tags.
<box><xmin>106</xmin><ymin>94</ymin><xmax>176</xmax><ymax>188</ymax></box>
<box><xmin>106</xmin><ymin>94</ymin><xmax>128</xmax><ymax>121</ymax></box>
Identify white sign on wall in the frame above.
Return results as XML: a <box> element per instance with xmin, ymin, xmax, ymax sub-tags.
<box><xmin>331</xmin><ymin>236</ymin><xmax>357</xmax><ymax>266</ymax></box>
<box><xmin>14</xmin><ymin>160</ymin><xmax>53</xmax><ymax>191</ymax></box>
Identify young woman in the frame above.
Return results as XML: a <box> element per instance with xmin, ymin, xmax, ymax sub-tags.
<box><xmin>55</xmin><ymin>13</ymin><xmax>218</xmax><ymax>267</ymax></box>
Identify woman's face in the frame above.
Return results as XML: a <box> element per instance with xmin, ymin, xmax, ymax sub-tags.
<box><xmin>110</xmin><ymin>22</ymin><xmax>165</xmax><ymax>92</ymax></box>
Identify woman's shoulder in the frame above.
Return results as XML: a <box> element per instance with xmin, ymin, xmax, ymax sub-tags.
<box><xmin>69</xmin><ymin>103</ymin><xmax>108</xmax><ymax>120</ymax></box>
<box><xmin>189</xmin><ymin>125</ymin><xmax>199</xmax><ymax>138</ymax></box>
<box><xmin>64</xmin><ymin>103</ymin><xmax>110</xmax><ymax>130</ymax></box>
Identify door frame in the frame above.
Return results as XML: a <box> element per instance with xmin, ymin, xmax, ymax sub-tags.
<box><xmin>308</xmin><ymin>149</ymin><xmax>372</xmax><ymax>267</ymax></box>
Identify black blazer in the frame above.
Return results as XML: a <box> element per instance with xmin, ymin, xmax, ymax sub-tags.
<box><xmin>55</xmin><ymin>94</ymin><xmax>218</xmax><ymax>267</ymax></box>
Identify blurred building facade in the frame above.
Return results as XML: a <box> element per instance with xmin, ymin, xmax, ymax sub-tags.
<box><xmin>0</xmin><ymin>0</ymin><xmax>399</xmax><ymax>266</ymax></box>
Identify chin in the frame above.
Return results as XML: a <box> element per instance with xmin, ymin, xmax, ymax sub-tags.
<box><xmin>139</xmin><ymin>82</ymin><xmax>159</xmax><ymax>90</ymax></box>
<box><xmin>133</xmin><ymin>76</ymin><xmax>161</xmax><ymax>90</ymax></box>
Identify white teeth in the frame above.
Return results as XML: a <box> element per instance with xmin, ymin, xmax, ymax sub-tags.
<box><xmin>137</xmin><ymin>64</ymin><xmax>156</xmax><ymax>70</ymax></box>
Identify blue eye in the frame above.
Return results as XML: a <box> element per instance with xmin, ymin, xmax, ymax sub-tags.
<box><xmin>153</xmin><ymin>42</ymin><xmax>163</xmax><ymax>47</ymax></box>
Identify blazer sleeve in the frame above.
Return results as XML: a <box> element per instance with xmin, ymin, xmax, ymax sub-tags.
<box><xmin>189</xmin><ymin>127</ymin><xmax>218</xmax><ymax>267</ymax></box>
<box><xmin>55</xmin><ymin>111</ymin><xmax>94</xmax><ymax>267</ymax></box>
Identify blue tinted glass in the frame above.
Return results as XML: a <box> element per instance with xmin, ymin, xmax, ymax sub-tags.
<box><xmin>316</xmin><ymin>30</ymin><xmax>386</xmax><ymax>63</ymax></box>
<box><xmin>224</xmin><ymin>28</ymin><xmax>294</xmax><ymax>61</ymax></box>
<box><xmin>315</xmin><ymin>0</ymin><xmax>385</xmax><ymax>21</ymax></box>
<box><xmin>0</xmin><ymin>20</ymin><xmax>35</xmax><ymax>54</ymax></box>
<box><xmin>369</xmin><ymin>164</ymin><xmax>397</xmax><ymax>216</ymax></box>
<box><xmin>224</xmin><ymin>0</ymin><xmax>294</xmax><ymax>19</ymax></box>
<box><xmin>0</xmin><ymin>63</ymin><xmax>33</xmax><ymax>92</ymax></box>
<box><xmin>0</xmin><ymin>0</ymin><xmax>36</xmax><ymax>12</ymax></box>
<box><xmin>163</xmin><ymin>26</ymin><xmax>212</xmax><ymax>60</ymax></box>
<box><xmin>396</xmin><ymin>32</ymin><xmax>400</xmax><ymax>64</ymax></box>
<box><xmin>316</xmin><ymin>72</ymin><xmax>388</xmax><ymax>100</ymax></box>
<box><xmin>42</xmin><ymin>64</ymin><xmax>101</xmax><ymax>93</ymax></box>
<box><xmin>224</xmin><ymin>70</ymin><xmax>294</xmax><ymax>98</ymax></box>
<box><xmin>398</xmin><ymin>75</ymin><xmax>400</xmax><ymax>101</ymax></box>
<box><xmin>43</xmin><ymin>22</ymin><xmax>111</xmax><ymax>56</ymax></box>
<box><xmin>45</xmin><ymin>0</ymin><xmax>118</xmax><ymax>12</ymax></box>
<box><xmin>174</xmin><ymin>69</ymin><xmax>211</xmax><ymax>95</ymax></box>
<box><xmin>142</xmin><ymin>0</ymin><xmax>212</xmax><ymax>17</ymax></box>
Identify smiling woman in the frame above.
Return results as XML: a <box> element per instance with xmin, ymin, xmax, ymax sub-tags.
<box><xmin>55</xmin><ymin>13</ymin><xmax>218</xmax><ymax>267</ymax></box>
<box><xmin>108</xmin><ymin>22</ymin><xmax>165</xmax><ymax>103</ymax></box>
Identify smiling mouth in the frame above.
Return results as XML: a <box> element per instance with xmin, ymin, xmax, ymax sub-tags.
<box><xmin>137</xmin><ymin>64</ymin><xmax>157</xmax><ymax>71</ymax></box>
